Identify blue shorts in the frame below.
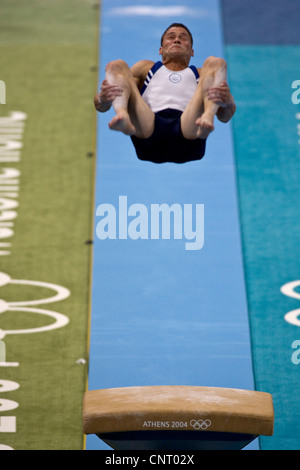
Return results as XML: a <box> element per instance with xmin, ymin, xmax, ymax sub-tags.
<box><xmin>130</xmin><ymin>108</ymin><xmax>206</xmax><ymax>164</ymax></box>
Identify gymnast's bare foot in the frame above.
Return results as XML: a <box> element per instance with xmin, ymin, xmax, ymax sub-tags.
<box><xmin>109</xmin><ymin>110</ymin><xmax>136</xmax><ymax>136</ymax></box>
<box><xmin>195</xmin><ymin>112</ymin><xmax>215</xmax><ymax>138</ymax></box>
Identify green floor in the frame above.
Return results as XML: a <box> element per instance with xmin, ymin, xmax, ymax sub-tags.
<box><xmin>0</xmin><ymin>0</ymin><xmax>98</xmax><ymax>449</ymax></box>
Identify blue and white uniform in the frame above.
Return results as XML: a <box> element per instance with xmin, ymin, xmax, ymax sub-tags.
<box><xmin>141</xmin><ymin>61</ymin><xmax>199</xmax><ymax>112</ymax></box>
<box><xmin>131</xmin><ymin>61</ymin><xmax>206</xmax><ymax>164</ymax></box>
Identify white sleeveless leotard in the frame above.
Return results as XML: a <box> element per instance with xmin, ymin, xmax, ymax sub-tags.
<box><xmin>140</xmin><ymin>61</ymin><xmax>199</xmax><ymax>113</ymax></box>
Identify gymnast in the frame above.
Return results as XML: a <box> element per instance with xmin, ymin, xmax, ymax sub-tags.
<box><xmin>94</xmin><ymin>23</ymin><xmax>236</xmax><ymax>164</ymax></box>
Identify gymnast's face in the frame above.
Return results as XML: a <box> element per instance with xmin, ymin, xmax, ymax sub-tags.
<box><xmin>159</xmin><ymin>26</ymin><xmax>194</xmax><ymax>64</ymax></box>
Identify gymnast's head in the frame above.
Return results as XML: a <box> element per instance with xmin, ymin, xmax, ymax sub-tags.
<box><xmin>159</xmin><ymin>23</ymin><xmax>194</xmax><ymax>62</ymax></box>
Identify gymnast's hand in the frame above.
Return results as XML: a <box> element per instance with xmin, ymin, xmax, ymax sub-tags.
<box><xmin>207</xmin><ymin>81</ymin><xmax>233</xmax><ymax>108</ymax></box>
<box><xmin>94</xmin><ymin>79</ymin><xmax>123</xmax><ymax>112</ymax></box>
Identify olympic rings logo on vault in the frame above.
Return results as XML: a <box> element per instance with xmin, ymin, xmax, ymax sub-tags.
<box><xmin>190</xmin><ymin>419</ymin><xmax>212</xmax><ymax>430</ymax></box>
<box><xmin>0</xmin><ymin>271</ymin><xmax>70</xmax><ymax>340</ymax></box>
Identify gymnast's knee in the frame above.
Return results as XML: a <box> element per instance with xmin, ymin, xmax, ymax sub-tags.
<box><xmin>105</xmin><ymin>59</ymin><xmax>130</xmax><ymax>74</ymax></box>
<box><xmin>202</xmin><ymin>56</ymin><xmax>227</xmax><ymax>71</ymax></box>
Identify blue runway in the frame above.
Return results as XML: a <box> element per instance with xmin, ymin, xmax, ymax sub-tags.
<box><xmin>86</xmin><ymin>0</ymin><xmax>257</xmax><ymax>450</ymax></box>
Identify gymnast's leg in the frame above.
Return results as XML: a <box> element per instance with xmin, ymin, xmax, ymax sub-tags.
<box><xmin>104</xmin><ymin>60</ymin><xmax>155</xmax><ymax>138</ymax></box>
<box><xmin>181</xmin><ymin>56</ymin><xmax>227</xmax><ymax>139</ymax></box>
